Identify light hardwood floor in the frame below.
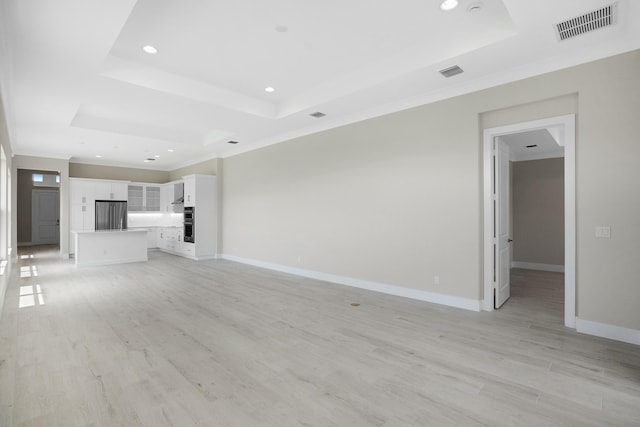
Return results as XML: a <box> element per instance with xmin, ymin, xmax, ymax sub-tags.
<box><xmin>1</xmin><ymin>246</ymin><xmax>639</xmax><ymax>426</ymax></box>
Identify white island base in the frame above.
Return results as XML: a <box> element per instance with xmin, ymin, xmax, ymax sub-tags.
<box><xmin>74</xmin><ymin>229</ymin><xmax>148</xmax><ymax>266</ymax></box>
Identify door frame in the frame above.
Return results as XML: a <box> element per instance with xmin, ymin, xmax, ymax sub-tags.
<box><xmin>482</xmin><ymin>114</ymin><xmax>576</xmax><ymax>328</ymax></box>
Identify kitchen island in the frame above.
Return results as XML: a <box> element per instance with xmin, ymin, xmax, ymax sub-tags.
<box><xmin>73</xmin><ymin>229</ymin><xmax>148</xmax><ymax>266</ymax></box>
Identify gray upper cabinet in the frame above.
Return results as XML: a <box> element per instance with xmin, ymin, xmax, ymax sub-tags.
<box><xmin>145</xmin><ymin>186</ymin><xmax>161</xmax><ymax>211</ymax></box>
<box><xmin>128</xmin><ymin>185</ymin><xmax>144</xmax><ymax>211</ymax></box>
<box><xmin>128</xmin><ymin>184</ymin><xmax>162</xmax><ymax>212</ymax></box>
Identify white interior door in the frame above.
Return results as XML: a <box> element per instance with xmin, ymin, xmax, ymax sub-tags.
<box><xmin>494</xmin><ymin>138</ymin><xmax>511</xmax><ymax>308</ymax></box>
<box><xmin>32</xmin><ymin>190</ymin><xmax>60</xmax><ymax>245</ymax></box>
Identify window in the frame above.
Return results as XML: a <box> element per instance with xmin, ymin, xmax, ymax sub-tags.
<box><xmin>0</xmin><ymin>146</ymin><xmax>7</xmax><ymax>260</ymax></box>
<box><xmin>32</xmin><ymin>173</ymin><xmax>60</xmax><ymax>187</ymax></box>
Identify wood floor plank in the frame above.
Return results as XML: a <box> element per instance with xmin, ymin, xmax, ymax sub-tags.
<box><xmin>1</xmin><ymin>247</ymin><xmax>639</xmax><ymax>426</ymax></box>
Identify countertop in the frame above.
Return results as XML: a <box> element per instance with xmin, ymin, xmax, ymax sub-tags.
<box><xmin>128</xmin><ymin>226</ymin><xmax>182</xmax><ymax>229</ymax></box>
<box><xmin>73</xmin><ymin>229</ymin><xmax>148</xmax><ymax>234</ymax></box>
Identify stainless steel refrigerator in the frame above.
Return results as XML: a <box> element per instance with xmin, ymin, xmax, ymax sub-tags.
<box><xmin>95</xmin><ymin>200</ymin><xmax>128</xmax><ymax>230</ymax></box>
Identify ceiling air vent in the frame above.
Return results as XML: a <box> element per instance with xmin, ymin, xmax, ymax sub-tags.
<box><xmin>555</xmin><ymin>3</ymin><xmax>617</xmax><ymax>41</ymax></box>
<box><xmin>439</xmin><ymin>65</ymin><xmax>464</xmax><ymax>78</ymax></box>
<box><xmin>310</xmin><ymin>112</ymin><xmax>326</xmax><ymax>118</ymax></box>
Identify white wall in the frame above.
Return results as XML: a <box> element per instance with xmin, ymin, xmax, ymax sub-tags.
<box><xmin>0</xmin><ymin>92</ymin><xmax>12</xmax><ymax>316</ymax></box>
<box><xmin>223</xmin><ymin>50</ymin><xmax>640</xmax><ymax>332</ymax></box>
<box><xmin>224</xmin><ymin>97</ymin><xmax>481</xmax><ymax>300</ymax></box>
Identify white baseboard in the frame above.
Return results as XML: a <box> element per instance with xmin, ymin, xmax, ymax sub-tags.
<box><xmin>511</xmin><ymin>261</ymin><xmax>565</xmax><ymax>273</ymax></box>
<box><xmin>576</xmin><ymin>318</ymin><xmax>640</xmax><ymax>346</ymax></box>
<box><xmin>221</xmin><ymin>254</ymin><xmax>481</xmax><ymax>312</ymax></box>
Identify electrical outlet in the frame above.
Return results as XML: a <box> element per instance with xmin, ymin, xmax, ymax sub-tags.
<box><xmin>433</xmin><ymin>276</ymin><xmax>440</xmax><ymax>285</ymax></box>
<box><xmin>595</xmin><ymin>226</ymin><xmax>611</xmax><ymax>238</ymax></box>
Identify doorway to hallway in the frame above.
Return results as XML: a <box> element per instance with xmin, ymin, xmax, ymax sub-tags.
<box><xmin>17</xmin><ymin>169</ymin><xmax>61</xmax><ymax>249</ymax></box>
<box><xmin>483</xmin><ymin>114</ymin><xmax>576</xmax><ymax>328</ymax></box>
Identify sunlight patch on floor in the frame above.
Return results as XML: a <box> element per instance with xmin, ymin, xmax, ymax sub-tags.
<box><xmin>20</xmin><ymin>265</ymin><xmax>38</xmax><ymax>277</ymax></box>
<box><xmin>19</xmin><ymin>284</ymin><xmax>45</xmax><ymax>308</ymax></box>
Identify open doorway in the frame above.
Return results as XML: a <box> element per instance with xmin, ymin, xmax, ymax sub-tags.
<box><xmin>501</xmin><ymin>132</ymin><xmax>566</xmax><ymax>322</ymax></box>
<box><xmin>483</xmin><ymin>114</ymin><xmax>576</xmax><ymax>328</ymax></box>
<box><xmin>17</xmin><ymin>169</ymin><xmax>60</xmax><ymax>249</ymax></box>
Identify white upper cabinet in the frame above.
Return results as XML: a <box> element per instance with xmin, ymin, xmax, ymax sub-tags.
<box><xmin>94</xmin><ymin>181</ymin><xmax>128</xmax><ymax>200</ymax></box>
<box><xmin>70</xmin><ymin>179</ymin><xmax>94</xmax><ymax>205</ymax></box>
<box><xmin>160</xmin><ymin>184</ymin><xmax>175</xmax><ymax>212</ymax></box>
<box><xmin>184</xmin><ymin>176</ymin><xmax>195</xmax><ymax>207</ymax></box>
<box><xmin>112</xmin><ymin>183</ymin><xmax>128</xmax><ymax>200</ymax></box>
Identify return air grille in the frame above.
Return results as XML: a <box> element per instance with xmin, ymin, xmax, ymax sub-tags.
<box><xmin>439</xmin><ymin>65</ymin><xmax>464</xmax><ymax>78</ymax></box>
<box><xmin>555</xmin><ymin>3</ymin><xmax>617</xmax><ymax>41</ymax></box>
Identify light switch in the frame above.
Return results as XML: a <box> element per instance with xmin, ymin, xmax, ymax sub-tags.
<box><xmin>595</xmin><ymin>226</ymin><xmax>611</xmax><ymax>238</ymax></box>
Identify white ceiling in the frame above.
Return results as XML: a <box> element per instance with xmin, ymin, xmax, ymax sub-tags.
<box><xmin>500</xmin><ymin>129</ymin><xmax>564</xmax><ymax>161</ymax></box>
<box><xmin>0</xmin><ymin>0</ymin><xmax>639</xmax><ymax>170</ymax></box>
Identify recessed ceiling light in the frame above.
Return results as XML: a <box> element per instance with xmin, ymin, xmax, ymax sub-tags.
<box><xmin>154</xmin><ymin>155</ymin><xmax>160</xmax><ymax>158</ymax></box>
<box><xmin>310</xmin><ymin>112</ymin><xmax>326</xmax><ymax>118</ymax></box>
<box><xmin>440</xmin><ymin>0</ymin><xmax>459</xmax><ymax>11</ymax></box>
<box><xmin>265</xmin><ymin>87</ymin><xmax>275</xmax><ymax>93</ymax></box>
<box><xmin>143</xmin><ymin>45</ymin><xmax>158</xmax><ymax>54</ymax></box>
<box><xmin>167</xmin><ymin>149</ymin><xmax>174</xmax><ymax>152</ymax></box>
<box><xmin>227</xmin><ymin>140</ymin><xmax>239</xmax><ymax>144</ymax></box>
<box><xmin>95</xmin><ymin>155</ymin><xmax>102</xmax><ymax>158</ymax></box>
<box><xmin>144</xmin><ymin>159</ymin><xmax>150</xmax><ymax>163</ymax></box>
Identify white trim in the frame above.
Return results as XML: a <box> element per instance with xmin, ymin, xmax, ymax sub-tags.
<box><xmin>511</xmin><ymin>152</ymin><xmax>565</xmax><ymax>162</ymax></box>
<box><xmin>576</xmin><ymin>318</ymin><xmax>640</xmax><ymax>346</ymax></box>
<box><xmin>511</xmin><ymin>261</ymin><xmax>565</xmax><ymax>273</ymax></box>
<box><xmin>483</xmin><ymin>114</ymin><xmax>576</xmax><ymax>328</ymax></box>
<box><xmin>221</xmin><ymin>254</ymin><xmax>481</xmax><ymax>312</ymax></box>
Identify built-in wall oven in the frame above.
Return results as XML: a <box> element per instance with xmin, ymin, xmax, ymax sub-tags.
<box><xmin>184</xmin><ymin>207</ymin><xmax>195</xmax><ymax>243</ymax></box>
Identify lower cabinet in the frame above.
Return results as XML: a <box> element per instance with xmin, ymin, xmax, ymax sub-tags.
<box><xmin>146</xmin><ymin>228</ymin><xmax>158</xmax><ymax>249</ymax></box>
<box><xmin>179</xmin><ymin>240</ymin><xmax>195</xmax><ymax>257</ymax></box>
<box><xmin>156</xmin><ymin>227</ymin><xmax>196</xmax><ymax>258</ymax></box>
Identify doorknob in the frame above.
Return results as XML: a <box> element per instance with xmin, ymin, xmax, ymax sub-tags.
<box><xmin>508</xmin><ymin>238</ymin><xmax>513</xmax><ymax>242</ymax></box>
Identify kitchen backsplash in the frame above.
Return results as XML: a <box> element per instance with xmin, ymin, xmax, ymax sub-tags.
<box><xmin>128</xmin><ymin>212</ymin><xmax>183</xmax><ymax>228</ymax></box>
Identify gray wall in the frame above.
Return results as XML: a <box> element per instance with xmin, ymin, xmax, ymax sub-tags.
<box><xmin>69</xmin><ymin>162</ymin><xmax>170</xmax><ymax>183</ymax></box>
<box><xmin>512</xmin><ymin>158</ymin><xmax>564</xmax><ymax>266</ymax></box>
<box><xmin>223</xmin><ymin>50</ymin><xmax>640</xmax><ymax>331</ymax></box>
